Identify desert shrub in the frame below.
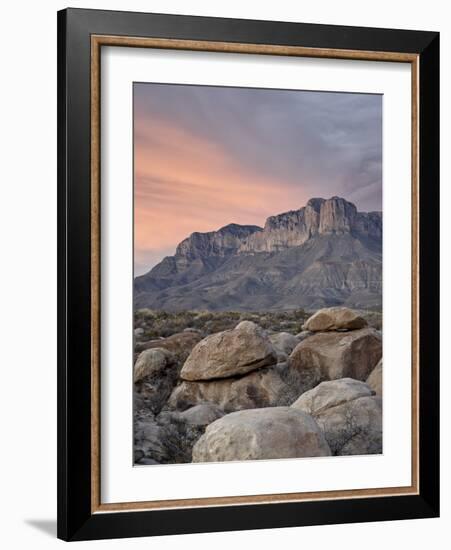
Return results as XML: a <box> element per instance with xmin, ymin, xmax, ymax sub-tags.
<box><xmin>134</xmin><ymin>409</ymin><xmax>205</xmax><ymax>464</ymax></box>
<box><xmin>134</xmin><ymin>308</ymin><xmax>311</xmax><ymax>341</ymax></box>
<box><xmin>275</xmin><ymin>363</ymin><xmax>314</xmax><ymax>406</ymax></box>
<box><xmin>204</xmin><ymin>318</ymin><xmax>236</xmax><ymax>333</ymax></box>
<box><xmin>157</xmin><ymin>415</ymin><xmax>205</xmax><ymax>464</ymax></box>
<box><xmin>321</xmin><ymin>404</ymin><xmax>365</xmax><ymax>455</ymax></box>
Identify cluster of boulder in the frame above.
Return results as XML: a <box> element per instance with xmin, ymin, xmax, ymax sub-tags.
<box><xmin>134</xmin><ymin>307</ymin><xmax>383</xmax><ymax>465</ymax></box>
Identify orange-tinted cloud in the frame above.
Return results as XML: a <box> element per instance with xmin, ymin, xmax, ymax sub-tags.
<box><xmin>134</xmin><ymin>115</ymin><xmax>309</xmax><ymax>274</ymax></box>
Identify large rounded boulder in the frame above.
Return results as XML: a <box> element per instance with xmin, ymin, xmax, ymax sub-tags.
<box><xmin>288</xmin><ymin>328</ymin><xmax>382</xmax><ymax>387</ymax></box>
<box><xmin>315</xmin><ymin>396</ymin><xmax>382</xmax><ymax>455</ymax></box>
<box><xmin>134</xmin><ymin>348</ymin><xmax>176</xmax><ymax>383</ymax></box>
<box><xmin>180</xmin><ymin>321</ymin><xmax>277</xmax><ymax>381</ymax></box>
<box><xmin>291</xmin><ymin>378</ymin><xmax>374</xmax><ymax>415</ymax></box>
<box><xmin>168</xmin><ymin>366</ymin><xmax>290</xmax><ymax>412</ymax></box>
<box><xmin>303</xmin><ymin>307</ymin><xmax>368</xmax><ymax>332</ymax></box>
<box><xmin>291</xmin><ymin>378</ymin><xmax>382</xmax><ymax>456</ymax></box>
<box><xmin>192</xmin><ymin>407</ymin><xmax>331</xmax><ymax>462</ymax></box>
<box><xmin>134</xmin><ymin>348</ymin><xmax>179</xmax><ymax>413</ymax></box>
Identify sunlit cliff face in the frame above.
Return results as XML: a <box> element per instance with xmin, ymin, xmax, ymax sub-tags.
<box><xmin>134</xmin><ymin>84</ymin><xmax>382</xmax><ymax>275</ymax></box>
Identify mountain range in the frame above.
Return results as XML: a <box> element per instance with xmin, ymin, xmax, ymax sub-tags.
<box><xmin>134</xmin><ymin>196</ymin><xmax>382</xmax><ymax>312</ymax></box>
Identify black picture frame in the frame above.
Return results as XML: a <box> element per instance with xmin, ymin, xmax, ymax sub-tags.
<box><xmin>57</xmin><ymin>7</ymin><xmax>439</xmax><ymax>542</ymax></box>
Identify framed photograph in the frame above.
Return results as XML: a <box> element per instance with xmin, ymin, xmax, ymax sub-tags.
<box><xmin>57</xmin><ymin>8</ymin><xmax>439</xmax><ymax>541</ymax></box>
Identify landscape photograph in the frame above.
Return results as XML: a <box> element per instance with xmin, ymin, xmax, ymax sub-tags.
<box><xmin>133</xmin><ymin>83</ymin><xmax>383</xmax><ymax>466</ymax></box>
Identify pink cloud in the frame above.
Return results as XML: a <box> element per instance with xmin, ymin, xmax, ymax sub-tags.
<box><xmin>134</xmin><ymin>115</ymin><xmax>309</xmax><ymax>273</ymax></box>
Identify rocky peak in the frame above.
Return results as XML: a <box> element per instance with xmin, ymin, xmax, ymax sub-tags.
<box><xmin>175</xmin><ymin>223</ymin><xmax>262</xmax><ymax>260</ymax></box>
<box><xmin>353</xmin><ymin>211</ymin><xmax>382</xmax><ymax>240</ymax></box>
<box><xmin>306</xmin><ymin>197</ymin><xmax>326</xmax><ymax>212</ymax></box>
<box><xmin>135</xmin><ymin>195</ymin><xmax>383</xmax><ymax>311</ymax></box>
<box><xmin>168</xmin><ymin>197</ymin><xmax>382</xmax><ymax>261</ymax></box>
<box><xmin>318</xmin><ymin>196</ymin><xmax>357</xmax><ymax>234</ymax></box>
<box><xmin>255</xmin><ymin>197</ymin><xmax>379</xmax><ymax>253</ymax></box>
<box><xmin>140</xmin><ymin>196</ymin><xmax>381</xmax><ymax>286</ymax></box>
<box><xmin>238</xmin><ymin>196</ymin><xmax>380</xmax><ymax>254</ymax></box>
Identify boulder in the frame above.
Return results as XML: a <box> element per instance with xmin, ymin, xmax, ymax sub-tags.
<box><xmin>180</xmin><ymin>321</ymin><xmax>277</xmax><ymax>381</ymax></box>
<box><xmin>314</xmin><ymin>396</ymin><xmax>382</xmax><ymax>455</ymax></box>
<box><xmin>134</xmin><ymin>412</ymin><xmax>205</xmax><ymax>464</ymax></box>
<box><xmin>303</xmin><ymin>307</ymin><xmax>368</xmax><ymax>332</ymax></box>
<box><xmin>134</xmin><ymin>417</ymin><xmax>169</xmax><ymax>463</ymax></box>
<box><xmin>135</xmin><ymin>330</ymin><xmax>203</xmax><ymax>363</ymax></box>
<box><xmin>179</xmin><ymin>403</ymin><xmax>225</xmax><ymax>427</ymax></box>
<box><xmin>192</xmin><ymin>407</ymin><xmax>331</xmax><ymax>462</ymax></box>
<box><xmin>289</xmin><ymin>328</ymin><xmax>382</xmax><ymax>388</ymax></box>
<box><xmin>291</xmin><ymin>378</ymin><xmax>374</xmax><ymax>415</ymax></box>
<box><xmin>168</xmin><ymin>366</ymin><xmax>292</xmax><ymax>412</ymax></box>
<box><xmin>134</xmin><ymin>348</ymin><xmax>175</xmax><ymax>383</ymax></box>
<box><xmin>269</xmin><ymin>332</ymin><xmax>300</xmax><ymax>356</ymax></box>
<box><xmin>290</xmin><ymin>377</ymin><xmax>382</xmax><ymax>456</ymax></box>
<box><xmin>134</xmin><ymin>348</ymin><xmax>180</xmax><ymax>413</ymax></box>
<box><xmin>366</xmin><ymin>359</ymin><xmax>383</xmax><ymax>396</ymax></box>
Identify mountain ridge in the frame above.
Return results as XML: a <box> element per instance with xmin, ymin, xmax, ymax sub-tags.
<box><xmin>135</xmin><ymin>197</ymin><xmax>382</xmax><ymax>311</ymax></box>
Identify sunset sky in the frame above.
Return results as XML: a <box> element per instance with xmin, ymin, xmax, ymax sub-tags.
<box><xmin>134</xmin><ymin>83</ymin><xmax>382</xmax><ymax>275</ymax></box>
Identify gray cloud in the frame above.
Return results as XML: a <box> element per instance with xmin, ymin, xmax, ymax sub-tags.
<box><xmin>134</xmin><ymin>83</ymin><xmax>382</xmax><ymax>212</ymax></box>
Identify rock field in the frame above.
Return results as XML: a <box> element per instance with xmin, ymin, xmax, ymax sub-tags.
<box><xmin>133</xmin><ymin>306</ymin><xmax>383</xmax><ymax>465</ymax></box>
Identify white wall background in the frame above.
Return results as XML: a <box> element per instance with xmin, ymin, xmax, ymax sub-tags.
<box><xmin>0</xmin><ymin>0</ymin><xmax>448</xmax><ymax>548</ymax></box>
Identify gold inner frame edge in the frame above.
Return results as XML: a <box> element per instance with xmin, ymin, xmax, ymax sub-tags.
<box><xmin>90</xmin><ymin>35</ymin><xmax>420</xmax><ymax>514</ymax></box>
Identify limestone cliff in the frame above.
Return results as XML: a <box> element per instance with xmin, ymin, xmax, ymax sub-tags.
<box><xmin>134</xmin><ymin>197</ymin><xmax>382</xmax><ymax>311</ymax></box>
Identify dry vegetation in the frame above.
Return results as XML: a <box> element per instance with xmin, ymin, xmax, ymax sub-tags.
<box><xmin>134</xmin><ymin>308</ymin><xmax>381</xmax><ymax>340</ymax></box>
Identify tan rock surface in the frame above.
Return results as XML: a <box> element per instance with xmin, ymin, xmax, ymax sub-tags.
<box><xmin>192</xmin><ymin>407</ymin><xmax>331</xmax><ymax>462</ymax></box>
<box><xmin>180</xmin><ymin>321</ymin><xmax>277</xmax><ymax>381</ymax></box>
<box><xmin>134</xmin><ymin>348</ymin><xmax>176</xmax><ymax>383</ymax></box>
<box><xmin>303</xmin><ymin>307</ymin><xmax>368</xmax><ymax>332</ymax></box>
<box><xmin>314</xmin><ymin>396</ymin><xmax>382</xmax><ymax>455</ymax></box>
<box><xmin>168</xmin><ymin>366</ymin><xmax>290</xmax><ymax>412</ymax></box>
<box><xmin>291</xmin><ymin>378</ymin><xmax>374</xmax><ymax>415</ymax></box>
<box><xmin>289</xmin><ymin>328</ymin><xmax>382</xmax><ymax>387</ymax></box>
<box><xmin>366</xmin><ymin>359</ymin><xmax>383</xmax><ymax>396</ymax></box>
